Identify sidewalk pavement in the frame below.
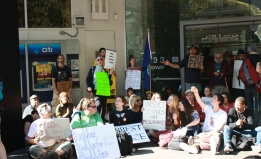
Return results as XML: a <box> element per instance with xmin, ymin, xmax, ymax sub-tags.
<box><xmin>7</xmin><ymin>142</ymin><xmax>260</xmax><ymax>159</ymax></box>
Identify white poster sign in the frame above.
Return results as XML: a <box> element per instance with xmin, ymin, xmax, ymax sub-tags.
<box><xmin>142</xmin><ymin>100</ymin><xmax>166</xmax><ymax>130</ymax></box>
<box><xmin>104</xmin><ymin>50</ymin><xmax>117</xmax><ymax>70</ymax></box>
<box><xmin>37</xmin><ymin>118</ymin><xmax>71</xmax><ymax>140</ymax></box>
<box><xmin>115</xmin><ymin>123</ymin><xmax>150</xmax><ymax>144</ymax></box>
<box><xmin>201</xmin><ymin>97</ymin><xmax>212</xmax><ymax>105</ymax></box>
<box><xmin>125</xmin><ymin>70</ymin><xmax>141</xmax><ymax>89</ymax></box>
<box><xmin>72</xmin><ymin>124</ymin><xmax>120</xmax><ymax>159</ymax></box>
<box><xmin>232</xmin><ymin>60</ymin><xmax>245</xmax><ymax>89</ymax></box>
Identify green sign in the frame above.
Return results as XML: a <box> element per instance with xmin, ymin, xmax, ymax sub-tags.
<box><xmin>96</xmin><ymin>72</ymin><xmax>110</xmax><ymax>96</ymax></box>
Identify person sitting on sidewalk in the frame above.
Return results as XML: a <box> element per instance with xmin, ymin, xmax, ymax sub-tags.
<box><xmin>22</xmin><ymin>94</ymin><xmax>39</xmax><ymax>119</ymax></box>
<box><xmin>223</xmin><ymin>97</ymin><xmax>255</xmax><ymax>153</ymax></box>
<box><xmin>55</xmin><ymin>92</ymin><xmax>74</xmax><ymax>120</ymax></box>
<box><xmin>70</xmin><ymin>98</ymin><xmax>103</xmax><ymax>129</ymax></box>
<box><xmin>180</xmin><ymin>86</ymin><xmax>227</xmax><ymax>155</ymax></box>
<box><xmin>27</xmin><ymin>103</ymin><xmax>72</xmax><ymax>158</ymax></box>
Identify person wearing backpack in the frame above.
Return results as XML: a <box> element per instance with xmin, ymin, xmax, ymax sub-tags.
<box><xmin>86</xmin><ymin>56</ymin><xmax>114</xmax><ymax>122</ymax></box>
<box><xmin>240</xmin><ymin>44</ymin><xmax>261</xmax><ymax>127</ymax></box>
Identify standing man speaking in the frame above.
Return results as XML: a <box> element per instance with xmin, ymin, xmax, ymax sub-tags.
<box><xmin>51</xmin><ymin>54</ymin><xmax>72</xmax><ymax>115</ymax></box>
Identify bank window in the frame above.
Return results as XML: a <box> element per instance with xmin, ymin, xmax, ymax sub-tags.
<box><xmin>18</xmin><ymin>0</ymin><xmax>71</xmax><ymax>28</ymax></box>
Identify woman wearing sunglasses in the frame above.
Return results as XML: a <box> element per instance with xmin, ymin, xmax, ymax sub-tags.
<box><xmin>70</xmin><ymin>98</ymin><xmax>103</xmax><ymax>129</ymax></box>
<box><xmin>86</xmin><ymin>55</ymin><xmax>114</xmax><ymax>122</ymax></box>
<box><xmin>128</xmin><ymin>94</ymin><xmax>143</xmax><ymax>124</ymax></box>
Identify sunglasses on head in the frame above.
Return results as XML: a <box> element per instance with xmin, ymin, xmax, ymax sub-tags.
<box><xmin>87</xmin><ymin>105</ymin><xmax>96</xmax><ymax>108</ymax></box>
<box><xmin>97</xmin><ymin>59</ymin><xmax>103</xmax><ymax>61</ymax></box>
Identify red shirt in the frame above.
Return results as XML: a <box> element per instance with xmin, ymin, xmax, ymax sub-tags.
<box><xmin>220</xmin><ymin>102</ymin><xmax>234</xmax><ymax>114</ymax></box>
<box><xmin>193</xmin><ymin>101</ymin><xmax>205</xmax><ymax>122</ymax></box>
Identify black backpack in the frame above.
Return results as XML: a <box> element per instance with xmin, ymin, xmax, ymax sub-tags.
<box><xmin>115</xmin><ymin>130</ymin><xmax>133</xmax><ymax>156</ymax></box>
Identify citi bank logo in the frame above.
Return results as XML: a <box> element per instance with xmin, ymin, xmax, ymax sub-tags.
<box><xmin>42</xmin><ymin>46</ymin><xmax>53</xmax><ymax>53</ymax></box>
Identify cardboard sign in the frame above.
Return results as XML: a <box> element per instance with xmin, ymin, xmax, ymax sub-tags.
<box><xmin>104</xmin><ymin>50</ymin><xmax>117</xmax><ymax>69</ymax></box>
<box><xmin>115</xmin><ymin>123</ymin><xmax>150</xmax><ymax>144</ymax></box>
<box><xmin>72</xmin><ymin>124</ymin><xmax>120</xmax><ymax>159</ymax></box>
<box><xmin>232</xmin><ymin>60</ymin><xmax>245</xmax><ymax>89</ymax></box>
<box><xmin>142</xmin><ymin>100</ymin><xmax>166</xmax><ymax>130</ymax></box>
<box><xmin>201</xmin><ymin>97</ymin><xmax>212</xmax><ymax>105</ymax></box>
<box><xmin>57</xmin><ymin>81</ymin><xmax>72</xmax><ymax>93</ymax></box>
<box><xmin>188</xmin><ymin>55</ymin><xmax>204</xmax><ymax>69</ymax></box>
<box><xmin>96</xmin><ymin>72</ymin><xmax>110</xmax><ymax>96</ymax></box>
<box><xmin>125</xmin><ymin>70</ymin><xmax>141</xmax><ymax>89</ymax></box>
<box><xmin>37</xmin><ymin>118</ymin><xmax>71</xmax><ymax>140</ymax></box>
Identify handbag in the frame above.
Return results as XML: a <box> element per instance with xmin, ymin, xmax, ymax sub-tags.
<box><xmin>168</xmin><ymin>136</ymin><xmax>188</xmax><ymax>150</ymax></box>
<box><xmin>157</xmin><ymin>129</ymin><xmax>173</xmax><ymax>147</ymax></box>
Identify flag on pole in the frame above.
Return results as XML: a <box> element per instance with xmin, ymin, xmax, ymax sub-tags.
<box><xmin>142</xmin><ymin>31</ymin><xmax>152</xmax><ymax>91</ymax></box>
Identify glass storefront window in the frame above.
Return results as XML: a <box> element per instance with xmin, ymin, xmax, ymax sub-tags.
<box><xmin>180</xmin><ymin>0</ymin><xmax>261</xmax><ymax>20</ymax></box>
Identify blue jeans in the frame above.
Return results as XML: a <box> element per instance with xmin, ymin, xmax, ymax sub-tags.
<box><xmin>185</xmin><ymin>83</ymin><xmax>202</xmax><ymax>93</ymax></box>
<box><xmin>255</xmin><ymin>126</ymin><xmax>261</xmax><ymax>145</ymax></box>
<box><xmin>223</xmin><ymin>125</ymin><xmax>256</xmax><ymax>144</ymax></box>
<box><xmin>186</xmin><ymin>124</ymin><xmax>200</xmax><ymax>137</ymax></box>
<box><xmin>244</xmin><ymin>86</ymin><xmax>261</xmax><ymax>126</ymax></box>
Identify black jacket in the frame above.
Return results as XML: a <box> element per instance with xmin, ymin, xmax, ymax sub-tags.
<box><xmin>227</xmin><ymin>107</ymin><xmax>254</xmax><ymax>131</ymax></box>
<box><xmin>86</xmin><ymin>66</ymin><xmax>112</xmax><ymax>91</ymax></box>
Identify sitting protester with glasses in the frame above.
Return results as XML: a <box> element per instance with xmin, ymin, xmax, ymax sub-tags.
<box><xmin>70</xmin><ymin>98</ymin><xmax>104</xmax><ymax>129</ymax></box>
<box><xmin>27</xmin><ymin>103</ymin><xmax>72</xmax><ymax>158</ymax></box>
<box><xmin>109</xmin><ymin>95</ymin><xmax>131</xmax><ymax>126</ymax></box>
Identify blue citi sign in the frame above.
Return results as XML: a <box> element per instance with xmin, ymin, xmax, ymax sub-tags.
<box><xmin>20</xmin><ymin>43</ymin><xmax>61</xmax><ymax>55</ymax></box>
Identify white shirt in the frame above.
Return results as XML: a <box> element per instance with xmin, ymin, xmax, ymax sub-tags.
<box><xmin>202</xmin><ymin>104</ymin><xmax>227</xmax><ymax>132</ymax></box>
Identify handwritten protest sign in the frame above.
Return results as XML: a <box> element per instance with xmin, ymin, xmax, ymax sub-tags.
<box><xmin>72</xmin><ymin>124</ymin><xmax>120</xmax><ymax>159</ymax></box>
<box><xmin>232</xmin><ymin>60</ymin><xmax>245</xmax><ymax>89</ymax></box>
<box><xmin>115</xmin><ymin>123</ymin><xmax>150</xmax><ymax>144</ymax></box>
<box><xmin>125</xmin><ymin>70</ymin><xmax>141</xmax><ymax>89</ymax></box>
<box><xmin>96</xmin><ymin>72</ymin><xmax>110</xmax><ymax>96</ymax></box>
<box><xmin>37</xmin><ymin>118</ymin><xmax>71</xmax><ymax>140</ymax></box>
<box><xmin>142</xmin><ymin>100</ymin><xmax>166</xmax><ymax>130</ymax></box>
<box><xmin>57</xmin><ymin>81</ymin><xmax>72</xmax><ymax>93</ymax></box>
<box><xmin>188</xmin><ymin>55</ymin><xmax>204</xmax><ymax>69</ymax></box>
<box><xmin>201</xmin><ymin>97</ymin><xmax>212</xmax><ymax>105</ymax></box>
<box><xmin>104</xmin><ymin>50</ymin><xmax>117</xmax><ymax>69</ymax></box>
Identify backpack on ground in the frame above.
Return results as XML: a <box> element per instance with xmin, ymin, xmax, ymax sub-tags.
<box><xmin>168</xmin><ymin>136</ymin><xmax>188</xmax><ymax>150</ymax></box>
<box><xmin>239</xmin><ymin>57</ymin><xmax>260</xmax><ymax>85</ymax></box>
<box><xmin>115</xmin><ymin>130</ymin><xmax>133</xmax><ymax>156</ymax></box>
<box><xmin>231</xmin><ymin>135</ymin><xmax>256</xmax><ymax>150</ymax></box>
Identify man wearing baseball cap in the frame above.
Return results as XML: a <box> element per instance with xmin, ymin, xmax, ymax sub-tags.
<box><xmin>22</xmin><ymin>94</ymin><xmax>40</xmax><ymax>119</ymax></box>
<box><xmin>185</xmin><ymin>89</ymin><xmax>205</xmax><ymax>122</ymax></box>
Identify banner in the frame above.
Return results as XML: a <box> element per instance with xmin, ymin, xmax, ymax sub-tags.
<box><xmin>232</xmin><ymin>60</ymin><xmax>245</xmax><ymax>89</ymax></box>
<box><xmin>188</xmin><ymin>55</ymin><xmax>204</xmax><ymax>69</ymax></box>
<box><xmin>142</xmin><ymin>100</ymin><xmax>166</xmax><ymax>130</ymax></box>
<box><xmin>115</xmin><ymin>123</ymin><xmax>150</xmax><ymax>144</ymax></box>
<box><xmin>37</xmin><ymin>118</ymin><xmax>71</xmax><ymax>140</ymax></box>
<box><xmin>142</xmin><ymin>32</ymin><xmax>152</xmax><ymax>90</ymax></box>
<box><xmin>96</xmin><ymin>72</ymin><xmax>110</xmax><ymax>96</ymax></box>
<box><xmin>104</xmin><ymin>50</ymin><xmax>117</xmax><ymax>70</ymax></box>
<box><xmin>125</xmin><ymin>70</ymin><xmax>141</xmax><ymax>89</ymax></box>
<box><xmin>72</xmin><ymin>124</ymin><xmax>120</xmax><ymax>159</ymax></box>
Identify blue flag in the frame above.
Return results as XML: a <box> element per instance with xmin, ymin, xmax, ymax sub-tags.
<box><xmin>142</xmin><ymin>33</ymin><xmax>152</xmax><ymax>91</ymax></box>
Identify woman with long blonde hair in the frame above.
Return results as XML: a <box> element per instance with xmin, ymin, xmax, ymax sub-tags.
<box><xmin>166</xmin><ymin>94</ymin><xmax>180</xmax><ymax>130</ymax></box>
<box><xmin>128</xmin><ymin>94</ymin><xmax>142</xmax><ymax>124</ymax></box>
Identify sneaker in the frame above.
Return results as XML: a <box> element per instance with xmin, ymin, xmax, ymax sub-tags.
<box><xmin>188</xmin><ymin>136</ymin><xmax>194</xmax><ymax>146</ymax></box>
<box><xmin>251</xmin><ymin>145</ymin><xmax>261</xmax><ymax>153</ymax></box>
<box><xmin>210</xmin><ymin>137</ymin><xmax>217</xmax><ymax>155</ymax></box>
<box><xmin>180</xmin><ymin>143</ymin><xmax>198</xmax><ymax>154</ymax></box>
<box><xmin>224</xmin><ymin>143</ymin><xmax>234</xmax><ymax>153</ymax></box>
